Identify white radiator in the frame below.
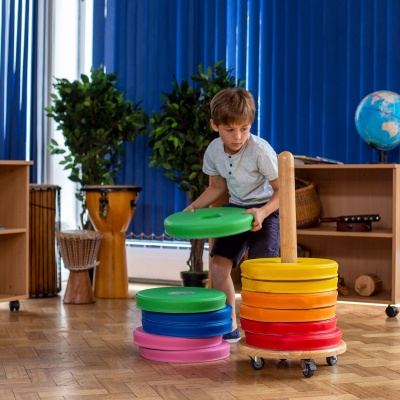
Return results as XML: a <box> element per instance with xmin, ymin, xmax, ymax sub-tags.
<box><xmin>126</xmin><ymin>240</ymin><xmax>209</xmax><ymax>285</ymax></box>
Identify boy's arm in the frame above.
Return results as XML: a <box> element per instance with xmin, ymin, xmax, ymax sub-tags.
<box><xmin>184</xmin><ymin>175</ymin><xmax>228</xmax><ymax>211</ymax></box>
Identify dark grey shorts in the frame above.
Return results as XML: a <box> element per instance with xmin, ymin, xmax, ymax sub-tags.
<box><xmin>210</xmin><ymin>203</ymin><xmax>280</xmax><ymax>268</ymax></box>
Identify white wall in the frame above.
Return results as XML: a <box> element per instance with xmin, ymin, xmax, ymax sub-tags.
<box><xmin>126</xmin><ymin>244</ymin><xmax>209</xmax><ymax>285</ymax></box>
<box><xmin>49</xmin><ymin>0</ymin><xmax>93</xmax><ymax>232</ymax></box>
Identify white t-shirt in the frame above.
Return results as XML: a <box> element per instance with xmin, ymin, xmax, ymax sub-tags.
<box><xmin>202</xmin><ymin>133</ymin><xmax>278</xmax><ymax>206</ymax></box>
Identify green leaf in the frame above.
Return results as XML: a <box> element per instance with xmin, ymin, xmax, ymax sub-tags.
<box><xmin>45</xmin><ymin>65</ymin><xmax>149</xmax><ymax>206</ymax></box>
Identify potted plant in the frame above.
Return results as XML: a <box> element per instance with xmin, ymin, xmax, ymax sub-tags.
<box><xmin>45</xmin><ymin>66</ymin><xmax>148</xmax><ymax>228</ymax></box>
<box><xmin>45</xmin><ymin>67</ymin><xmax>149</xmax><ymax>297</ymax></box>
<box><xmin>147</xmin><ymin>61</ymin><xmax>244</xmax><ymax>286</ymax></box>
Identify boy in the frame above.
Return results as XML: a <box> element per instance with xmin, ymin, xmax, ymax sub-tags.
<box><xmin>185</xmin><ymin>88</ymin><xmax>280</xmax><ymax>342</ymax></box>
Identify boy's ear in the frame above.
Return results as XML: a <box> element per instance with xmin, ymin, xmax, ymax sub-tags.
<box><xmin>210</xmin><ymin>119</ymin><xmax>219</xmax><ymax>132</ymax></box>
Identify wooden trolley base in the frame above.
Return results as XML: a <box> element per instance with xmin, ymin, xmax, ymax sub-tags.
<box><xmin>237</xmin><ymin>338</ymin><xmax>347</xmax><ymax>378</ymax></box>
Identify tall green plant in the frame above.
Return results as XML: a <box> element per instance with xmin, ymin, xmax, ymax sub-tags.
<box><xmin>45</xmin><ymin>67</ymin><xmax>148</xmax><ymax>227</ymax></box>
<box><xmin>148</xmin><ymin>61</ymin><xmax>244</xmax><ymax>272</ymax></box>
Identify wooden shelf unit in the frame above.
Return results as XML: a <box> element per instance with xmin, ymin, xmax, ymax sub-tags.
<box><xmin>0</xmin><ymin>161</ymin><xmax>32</xmax><ymax>306</ymax></box>
<box><xmin>295</xmin><ymin>163</ymin><xmax>400</xmax><ymax>305</ymax></box>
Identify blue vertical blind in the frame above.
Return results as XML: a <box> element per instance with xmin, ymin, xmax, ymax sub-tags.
<box><xmin>0</xmin><ymin>0</ymin><xmax>51</xmax><ymax>184</ymax></box>
<box><xmin>92</xmin><ymin>0</ymin><xmax>400</xmax><ymax>238</ymax></box>
<box><xmin>0</xmin><ymin>0</ymin><xmax>32</xmax><ymax>161</ymax></box>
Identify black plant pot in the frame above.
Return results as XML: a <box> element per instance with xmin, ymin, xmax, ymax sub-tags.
<box><xmin>180</xmin><ymin>271</ymin><xmax>209</xmax><ymax>288</ymax></box>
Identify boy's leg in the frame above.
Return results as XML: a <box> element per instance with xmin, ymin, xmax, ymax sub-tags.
<box><xmin>210</xmin><ymin>254</ymin><xmax>237</xmax><ymax>330</ymax></box>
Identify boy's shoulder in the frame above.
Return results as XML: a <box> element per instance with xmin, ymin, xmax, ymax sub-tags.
<box><xmin>248</xmin><ymin>134</ymin><xmax>274</xmax><ymax>151</ymax></box>
<box><xmin>249</xmin><ymin>133</ymin><xmax>269</xmax><ymax>144</ymax></box>
<box><xmin>208</xmin><ymin>136</ymin><xmax>223</xmax><ymax>148</ymax></box>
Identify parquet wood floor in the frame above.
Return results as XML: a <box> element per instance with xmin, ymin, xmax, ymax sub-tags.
<box><xmin>1</xmin><ymin>283</ymin><xmax>400</xmax><ymax>400</ymax></box>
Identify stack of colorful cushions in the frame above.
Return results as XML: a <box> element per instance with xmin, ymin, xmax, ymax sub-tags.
<box><xmin>133</xmin><ymin>286</ymin><xmax>232</xmax><ymax>362</ymax></box>
<box><xmin>239</xmin><ymin>258</ymin><xmax>343</xmax><ymax>350</ymax></box>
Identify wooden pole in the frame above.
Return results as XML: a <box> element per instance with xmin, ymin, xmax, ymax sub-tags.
<box><xmin>278</xmin><ymin>151</ymin><xmax>297</xmax><ymax>263</ymax></box>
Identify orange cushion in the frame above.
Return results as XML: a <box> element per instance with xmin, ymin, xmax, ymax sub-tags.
<box><xmin>241</xmin><ymin>290</ymin><xmax>338</xmax><ymax>309</ymax></box>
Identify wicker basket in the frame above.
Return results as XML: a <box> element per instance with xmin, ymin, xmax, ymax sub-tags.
<box><xmin>295</xmin><ymin>178</ymin><xmax>321</xmax><ymax>228</ymax></box>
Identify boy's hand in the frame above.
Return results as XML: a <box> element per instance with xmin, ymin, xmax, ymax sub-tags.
<box><xmin>183</xmin><ymin>205</ymin><xmax>195</xmax><ymax>212</ymax></box>
<box><xmin>243</xmin><ymin>208</ymin><xmax>267</xmax><ymax>232</ymax></box>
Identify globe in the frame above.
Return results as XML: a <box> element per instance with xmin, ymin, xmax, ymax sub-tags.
<box><xmin>355</xmin><ymin>90</ymin><xmax>400</xmax><ymax>153</ymax></box>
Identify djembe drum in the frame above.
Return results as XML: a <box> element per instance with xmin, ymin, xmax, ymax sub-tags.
<box><xmin>56</xmin><ymin>230</ymin><xmax>103</xmax><ymax>304</ymax></box>
<box><xmin>29</xmin><ymin>184</ymin><xmax>61</xmax><ymax>297</ymax></box>
<box><xmin>82</xmin><ymin>185</ymin><xmax>142</xmax><ymax>298</ymax></box>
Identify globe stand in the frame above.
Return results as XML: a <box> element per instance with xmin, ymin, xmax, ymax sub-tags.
<box><xmin>378</xmin><ymin>150</ymin><xmax>388</xmax><ymax>164</ymax></box>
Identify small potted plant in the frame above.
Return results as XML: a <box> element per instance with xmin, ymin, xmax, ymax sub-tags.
<box><xmin>45</xmin><ymin>66</ymin><xmax>148</xmax><ymax>228</ymax></box>
<box><xmin>147</xmin><ymin>61</ymin><xmax>244</xmax><ymax>286</ymax></box>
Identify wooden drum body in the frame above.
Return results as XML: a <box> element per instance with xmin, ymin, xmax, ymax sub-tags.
<box><xmin>83</xmin><ymin>185</ymin><xmax>142</xmax><ymax>298</ymax></box>
<box><xmin>29</xmin><ymin>184</ymin><xmax>61</xmax><ymax>297</ymax></box>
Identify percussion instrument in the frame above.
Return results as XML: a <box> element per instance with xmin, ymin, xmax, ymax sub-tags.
<box><xmin>319</xmin><ymin>214</ymin><xmax>381</xmax><ymax>232</ymax></box>
<box><xmin>82</xmin><ymin>185</ymin><xmax>141</xmax><ymax>298</ymax></box>
<box><xmin>355</xmin><ymin>273</ymin><xmax>383</xmax><ymax>296</ymax></box>
<box><xmin>56</xmin><ymin>230</ymin><xmax>102</xmax><ymax>304</ymax></box>
<box><xmin>29</xmin><ymin>184</ymin><xmax>61</xmax><ymax>298</ymax></box>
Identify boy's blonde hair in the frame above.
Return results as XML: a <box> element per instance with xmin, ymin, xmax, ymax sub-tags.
<box><xmin>210</xmin><ymin>88</ymin><xmax>256</xmax><ymax>126</ymax></box>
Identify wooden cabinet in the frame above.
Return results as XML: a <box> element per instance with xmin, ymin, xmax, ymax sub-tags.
<box><xmin>0</xmin><ymin>161</ymin><xmax>32</xmax><ymax>310</ymax></box>
<box><xmin>295</xmin><ymin>164</ymin><xmax>400</xmax><ymax>306</ymax></box>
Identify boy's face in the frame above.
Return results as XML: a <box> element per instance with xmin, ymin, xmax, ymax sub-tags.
<box><xmin>210</xmin><ymin>119</ymin><xmax>251</xmax><ymax>155</ymax></box>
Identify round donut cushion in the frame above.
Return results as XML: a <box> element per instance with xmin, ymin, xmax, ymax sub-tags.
<box><xmin>243</xmin><ymin>328</ymin><xmax>343</xmax><ymax>351</ymax></box>
<box><xmin>139</xmin><ymin>341</ymin><xmax>231</xmax><ymax>363</ymax></box>
<box><xmin>141</xmin><ymin>317</ymin><xmax>232</xmax><ymax>338</ymax></box>
<box><xmin>241</xmin><ymin>258</ymin><xmax>338</xmax><ymax>281</ymax></box>
<box><xmin>164</xmin><ymin>207</ymin><xmax>253</xmax><ymax>239</ymax></box>
<box><xmin>241</xmin><ymin>290</ymin><xmax>338</xmax><ymax>310</ymax></box>
<box><xmin>240</xmin><ymin>317</ymin><xmax>338</xmax><ymax>336</ymax></box>
<box><xmin>239</xmin><ymin>303</ymin><xmax>336</xmax><ymax>323</ymax></box>
<box><xmin>133</xmin><ymin>327</ymin><xmax>223</xmax><ymax>350</ymax></box>
<box><xmin>241</xmin><ymin>276</ymin><xmax>338</xmax><ymax>293</ymax></box>
<box><xmin>135</xmin><ymin>286</ymin><xmax>226</xmax><ymax>313</ymax></box>
<box><xmin>141</xmin><ymin>304</ymin><xmax>232</xmax><ymax>324</ymax></box>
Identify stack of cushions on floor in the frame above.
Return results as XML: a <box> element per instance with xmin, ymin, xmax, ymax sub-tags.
<box><xmin>239</xmin><ymin>257</ymin><xmax>343</xmax><ymax>350</ymax></box>
<box><xmin>133</xmin><ymin>286</ymin><xmax>232</xmax><ymax>362</ymax></box>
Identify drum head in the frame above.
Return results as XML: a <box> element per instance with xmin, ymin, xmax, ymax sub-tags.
<box><xmin>164</xmin><ymin>207</ymin><xmax>253</xmax><ymax>239</ymax></box>
<box><xmin>82</xmin><ymin>185</ymin><xmax>142</xmax><ymax>192</ymax></box>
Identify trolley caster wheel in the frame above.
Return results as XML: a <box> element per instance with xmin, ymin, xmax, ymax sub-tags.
<box><xmin>326</xmin><ymin>356</ymin><xmax>338</xmax><ymax>366</ymax></box>
<box><xmin>9</xmin><ymin>301</ymin><xmax>20</xmax><ymax>312</ymax></box>
<box><xmin>385</xmin><ymin>305</ymin><xmax>399</xmax><ymax>318</ymax></box>
<box><xmin>301</xmin><ymin>359</ymin><xmax>316</xmax><ymax>378</ymax></box>
<box><xmin>250</xmin><ymin>356</ymin><xmax>265</xmax><ymax>370</ymax></box>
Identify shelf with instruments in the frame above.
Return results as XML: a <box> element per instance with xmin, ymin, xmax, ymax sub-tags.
<box><xmin>295</xmin><ymin>164</ymin><xmax>400</xmax><ymax>306</ymax></box>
